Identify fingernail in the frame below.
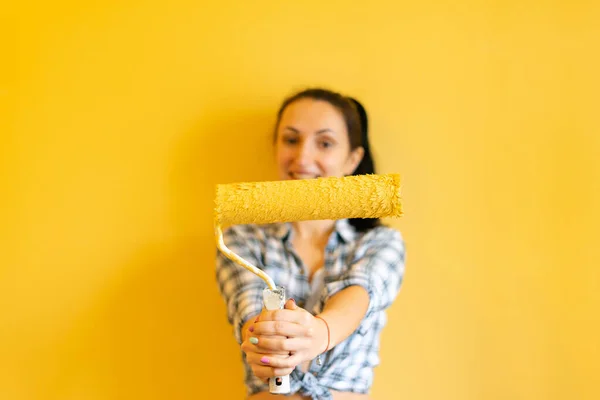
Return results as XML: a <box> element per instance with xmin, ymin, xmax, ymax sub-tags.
<box><xmin>260</xmin><ymin>356</ymin><xmax>270</xmax><ymax>364</ymax></box>
<box><xmin>249</xmin><ymin>337</ymin><xmax>258</xmax><ymax>345</ymax></box>
<box><xmin>290</xmin><ymin>298</ymin><xmax>296</xmax><ymax>304</ymax></box>
<box><xmin>249</xmin><ymin>325</ymin><xmax>254</xmax><ymax>332</ymax></box>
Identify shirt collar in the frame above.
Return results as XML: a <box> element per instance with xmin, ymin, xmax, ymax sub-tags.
<box><xmin>334</xmin><ymin>219</ymin><xmax>356</xmax><ymax>243</ymax></box>
<box><xmin>274</xmin><ymin>222</ymin><xmax>292</xmax><ymax>241</ymax></box>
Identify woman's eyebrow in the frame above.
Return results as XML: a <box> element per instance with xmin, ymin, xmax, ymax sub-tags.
<box><xmin>316</xmin><ymin>128</ymin><xmax>335</xmax><ymax>135</ymax></box>
<box><xmin>283</xmin><ymin>126</ymin><xmax>300</xmax><ymax>133</ymax></box>
<box><xmin>283</xmin><ymin>127</ymin><xmax>335</xmax><ymax>134</ymax></box>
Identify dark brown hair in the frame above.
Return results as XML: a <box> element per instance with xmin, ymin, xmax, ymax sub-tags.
<box><xmin>273</xmin><ymin>88</ymin><xmax>380</xmax><ymax>232</ymax></box>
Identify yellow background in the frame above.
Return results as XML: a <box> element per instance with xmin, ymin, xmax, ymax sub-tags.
<box><xmin>2</xmin><ymin>1</ymin><xmax>598</xmax><ymax>399</ymax></box>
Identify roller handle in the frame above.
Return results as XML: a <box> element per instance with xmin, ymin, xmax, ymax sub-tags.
<box><xmin>262</xmin><ymin>287</ymin><xmax>291</xmax><ymax>394</ymax></box>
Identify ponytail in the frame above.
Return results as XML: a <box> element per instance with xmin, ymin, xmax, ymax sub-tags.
<box><xmin>347</xmin><ymin>97</ymin><xmax>381</xmax><ymax>232</ymax></box>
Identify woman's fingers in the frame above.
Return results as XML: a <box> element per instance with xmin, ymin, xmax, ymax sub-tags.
<box><xmin>243</xmin><ymin>335</ymin><xmax>303</xmax><ymax>353</ymax></box>
<box><xmin>284</xmin><ymin>298</ymin><xmax>298</xmax><ymax>310</ymax></box>
<box><xmin>244</xmin><ymin>344</ymin><xmax>297</xmax><ymax>381</ymax></box>
<box><xmin>242</xmin><ymin>302</ymin><xmax>314</xmax><ymax>382</ymax></box>
<box><xmin>252</xmin><ymin>336</ymin><xmax>312</xmax><ymax>353</ymax></box>
<box><xmin>253</xmin><ymin>320</ymin><xmax>314</xmax><ymax>338</ymax></box>
<box><xmin>241</xmin><ymin>335</ymin><xmax>289</xmax><ymax>356</ymax></box>
<box><xmin>259</xmin><ymin>309</ymin><xmax>313</xmax><ymax>326</ymax></box>
<box><xmin>247</xmin><ymin>352</ymin><xmax>303</xmax><ymax>371</ymax></box>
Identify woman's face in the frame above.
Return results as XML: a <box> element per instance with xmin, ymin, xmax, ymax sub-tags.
<box><xmin>274</xmin><ymin>98</ymin><xmax>364</xmax><ymax>181</ymax></box>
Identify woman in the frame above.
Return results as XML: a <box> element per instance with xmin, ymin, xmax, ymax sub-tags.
<box><xmin>216</xmin><ymin>88</ymin><xmax>405</xmax><ymax>399</ymax></box>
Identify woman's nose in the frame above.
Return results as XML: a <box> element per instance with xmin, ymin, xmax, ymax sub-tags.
<box><xmin>293</xmin><ymin>140</ymin><xmax>314</xmax><ymax>166</ymax></box>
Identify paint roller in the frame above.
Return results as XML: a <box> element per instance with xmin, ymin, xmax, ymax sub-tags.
<box><xmin>214</xmin><ymin>173</ymin><xmax>403</xmax><ymax>394</ymax></box>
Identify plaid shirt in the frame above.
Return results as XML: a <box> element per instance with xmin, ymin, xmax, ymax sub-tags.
<box><xmin>215</xmin><ymin>219</ymin><xmax>405</xmax><ymax>399</ymax></box>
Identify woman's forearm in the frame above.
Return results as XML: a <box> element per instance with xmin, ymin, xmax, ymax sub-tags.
<box><xmin>317</xmin><ymin>286</ymin><xmax>370</xmax><ymax>350</ymax></box>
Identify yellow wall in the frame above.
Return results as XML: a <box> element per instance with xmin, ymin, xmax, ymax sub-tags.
<box><xmin>2</xmin><ymin>1</ymin><xmax>599</xmax><ymax>399</ymax></box>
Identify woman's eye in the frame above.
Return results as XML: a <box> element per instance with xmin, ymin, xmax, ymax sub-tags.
<box><xmin>319</xmin><ymin>140</ymin><xmax>334</xmax><ymax>149</ymax></box>
<box><xmin>283</xmin><ymin>137</ymin><xmax>298</xmax><ymax>145</ymax></box>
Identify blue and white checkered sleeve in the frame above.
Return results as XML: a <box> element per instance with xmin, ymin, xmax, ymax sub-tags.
<box><xmin>326</xmin><ymin>227</ymin><xmax>405</xmax><ymax>319</ymax></box>
<box><xmin>215</xmin><ymin>226</ymin><xmax>266</xmax><ymax>344</ymax></box>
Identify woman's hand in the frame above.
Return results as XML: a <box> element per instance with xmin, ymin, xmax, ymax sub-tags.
<box><xmin>241</xmin><ymin>319</ymin><xmax>292</xmax><ymax>382</ymax></box>
<box><xmin>243</xmin><ymin>299</ymin><xmax>328</xmax><ymax>377</ymax></box>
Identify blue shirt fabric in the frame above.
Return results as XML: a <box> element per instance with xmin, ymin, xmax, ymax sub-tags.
<box><xmin>215</xmin><ymin>219</ymin><xmax>406</xmax><ymax>398</ymax></box>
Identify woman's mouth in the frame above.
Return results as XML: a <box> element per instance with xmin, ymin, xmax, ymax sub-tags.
<box><xmin>288</xmin><ymin>172</ymin><xmax>320</xmax><ymax>180</ymax></box>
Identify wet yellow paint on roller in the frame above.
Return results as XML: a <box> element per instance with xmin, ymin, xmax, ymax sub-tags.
<box><xmin>215</xmin><ymin>174</ymin><xmax>403</xmax><ymax>228</ymax></box>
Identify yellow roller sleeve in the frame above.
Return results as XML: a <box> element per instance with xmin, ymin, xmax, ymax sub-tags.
<box><xmin>215</xmin><ymin>174</ymin><xmax>403</xmax><ymax>228</ymax></box>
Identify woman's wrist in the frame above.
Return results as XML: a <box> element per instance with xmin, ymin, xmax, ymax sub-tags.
<box><xmin>313</xmin><ymin>315</ymin><xmax>330</xmax><ymax>356</ymax></box>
